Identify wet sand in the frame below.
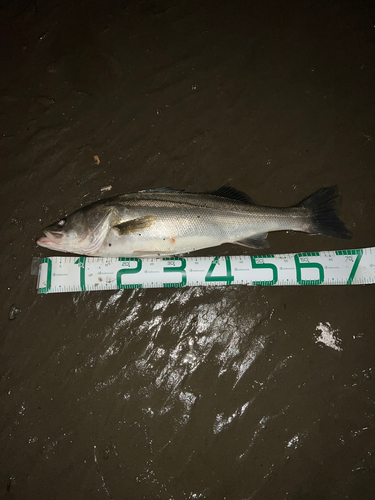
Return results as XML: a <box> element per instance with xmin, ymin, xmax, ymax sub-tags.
<box><xmin>1</xmin><ymin>0</ymin><xmax>375</xmax><ymax>498</ymax></box>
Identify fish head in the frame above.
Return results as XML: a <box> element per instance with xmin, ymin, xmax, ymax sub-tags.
<box><xmin>37</xmin><ymin>205</ymin><xmax>113</xmax><ymax>255</ymax></box>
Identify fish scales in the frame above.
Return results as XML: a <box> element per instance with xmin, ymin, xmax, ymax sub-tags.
<box><xmin>37</xmin><ymin>186</ymin><xmax>351</xmax><ymax>257</ymax></box>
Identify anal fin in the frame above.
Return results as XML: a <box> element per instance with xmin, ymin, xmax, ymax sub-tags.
<box><xmin>235</xmin><ymin>233</ymin><xmax>269</xmax><ymax>249</ymax></box>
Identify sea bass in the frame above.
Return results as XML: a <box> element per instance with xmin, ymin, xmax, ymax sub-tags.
<box><xmin>36</xmin><ymin>185</ymin><xmax>351</xmax><ymax>257</ymax></box>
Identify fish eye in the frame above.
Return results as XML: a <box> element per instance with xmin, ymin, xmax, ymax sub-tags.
<box><xmin>58</xmin><ymin>219</ymin><xmax>66</xmax><ymax>227</ymax></box>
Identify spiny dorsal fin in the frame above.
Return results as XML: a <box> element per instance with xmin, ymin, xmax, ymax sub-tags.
<box><xmin>138</xmin><ymin>187</ymin><xmax>185</xmax><ymax>193</ymax></box>
<box><xmin>112</xmin><ymin>215</ymin><xmax>157</xmax><ymax>235</ymax></box>
<box><xmin>206</xmin><ymin>185</ymin><xmax>254</xmax><ymax>204</ymax></box>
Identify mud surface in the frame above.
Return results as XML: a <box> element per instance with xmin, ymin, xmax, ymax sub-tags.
<box><xmin>1</xmin><ymin>0</ymin><xmax>375</xmax><ymax>498</ymax></box>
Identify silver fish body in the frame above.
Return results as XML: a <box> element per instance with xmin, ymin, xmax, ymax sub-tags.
<box><xmin>36</xmin><ymin>186</ymin><xmax>351</xmax><ymax>257</ymax></box>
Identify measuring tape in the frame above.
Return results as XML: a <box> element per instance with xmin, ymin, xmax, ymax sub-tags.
<box><xmin>35</xmin><ymin>247</ymin><xmax>375</xmax><ymax>294</ymax></box>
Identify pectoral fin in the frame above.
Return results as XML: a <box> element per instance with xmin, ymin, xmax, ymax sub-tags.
<box><xmin>235</xmin><ymin>233</ymin><xmax>269</xmax><ymax>249</ymax></box>
<box><xmin>112</xmin><ymin>215</ymin><xmax>157</xmax><ymax>235</ymax></box>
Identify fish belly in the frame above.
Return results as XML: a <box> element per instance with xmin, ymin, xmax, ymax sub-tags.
<box><xmin>96</xmin><ymin>225</ymin><xmax>231</xmax><ymax>257</ymax></box>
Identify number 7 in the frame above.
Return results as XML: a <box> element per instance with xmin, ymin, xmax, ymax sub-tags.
<box><xmin>345</xmin><ymin>250</ymin><xmax>363</xmax><ymax>284</ymax></box>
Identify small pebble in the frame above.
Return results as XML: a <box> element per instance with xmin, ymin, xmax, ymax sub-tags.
<box><xmin>9</xmin><ymin>304</ymin><xmax>21</xmax><ymax>320</ymax></box>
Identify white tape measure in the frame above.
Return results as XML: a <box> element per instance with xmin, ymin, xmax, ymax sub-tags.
<box><xmin>35</xmin><ymin>247</ymin><xmax>375</xmax><ymax>294</ymax></box>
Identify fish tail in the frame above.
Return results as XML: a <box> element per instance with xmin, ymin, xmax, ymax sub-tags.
<box><xmin>297</xmin><ymin>186</ymin><xmax>352</xmax><ymax>239</ymax></box>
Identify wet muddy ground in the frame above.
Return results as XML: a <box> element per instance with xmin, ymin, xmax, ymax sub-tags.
<box><xmin>1</xmin><ymin>0</ymin><xmax>375</xmax><ymax>498</ymax></box>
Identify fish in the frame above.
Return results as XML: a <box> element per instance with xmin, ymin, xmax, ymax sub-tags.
<box><xmin>36</xmin><ymin>185</ymin><xmax>351</xmax><ymax>257</ymax></box>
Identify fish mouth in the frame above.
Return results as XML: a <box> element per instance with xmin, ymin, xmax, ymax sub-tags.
<box><xmin>36</xmin><ymin>230</ymin><xmax>63</xmax><ymax>248</ymax></box>
<box><xmin>44</xmin><ymin>229</ymin><xmax>64</xmax><ymax>239</ymax></box>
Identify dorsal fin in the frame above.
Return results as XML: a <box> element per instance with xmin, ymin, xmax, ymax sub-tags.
<box><xmin>206</xmin><ymin>185</ymin><xmax>254</xmax><ymax>204</ymax></box>
<box><xmin>138</xmin><ymin>187</ymin><xmax>185</xmax><ymax>193</ymax></box>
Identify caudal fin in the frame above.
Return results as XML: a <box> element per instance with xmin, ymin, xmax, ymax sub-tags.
<box><xmin>297</xmin><ymin>186</ymin><xmax>352</xmax><ymax>239</ymax></box>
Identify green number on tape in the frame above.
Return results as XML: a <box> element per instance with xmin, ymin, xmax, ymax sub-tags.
<box><xmin>294</xmin><ymin>253</ymin><xmax>324</xmax><ymax>285</ymax></box>
<box><xmin>74</xmin><ymin>257</ymin><xmax>86</xmax><ymax>291</ymax></box>
<box><xmin>39</xmin><ymin>257</ymin><xmax>52</xmax><ymax>293</ymax></box>
<box><xmin>205</xmin><ymin>256</ymin><xmax>234</xmax><ymax>285</ymax></box>
<box><xmin>163</xmin><ymin>258</ymin><xmax>187</xmax><ymax>287</ymax></box>
<box><xmin>117</xmin><ymin>258</ymin><xmax>142</xmax><ymax>289</ymax></box>
<box><xmin>250</xmin><ymin>256</ymin><xmax>278</xmax><ymax>285</ymax></box>
<box><xmin>335</xmin><ymin>249</ymin><xmax>363</xmax><ymax>285</ymax></box>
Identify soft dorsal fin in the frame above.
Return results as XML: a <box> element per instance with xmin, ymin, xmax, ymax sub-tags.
<box><xmin>206</xmin><ymin>185</ymin><xmax>254</xmax><ymax>204</ymax></box>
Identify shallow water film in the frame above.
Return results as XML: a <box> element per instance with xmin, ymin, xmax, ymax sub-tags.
<box><xmin>2</xmin><ymin>0</ymin><xmax>375</xmax><ymax>498</ymax></box>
